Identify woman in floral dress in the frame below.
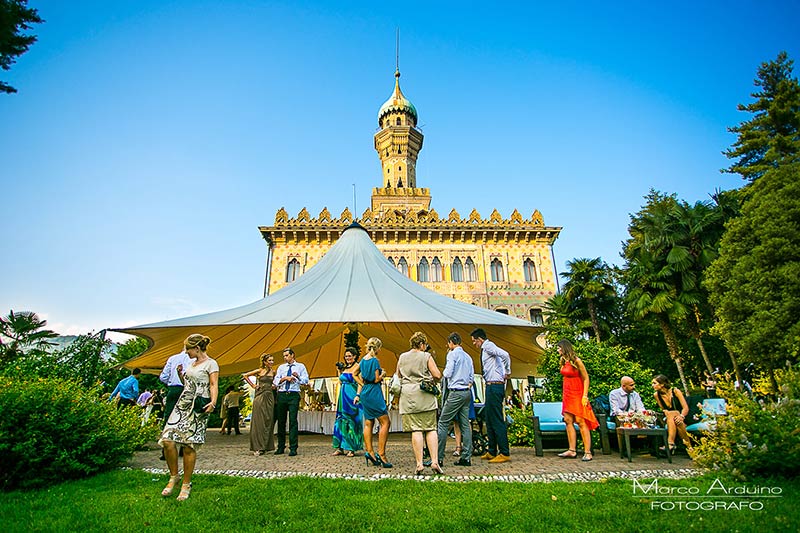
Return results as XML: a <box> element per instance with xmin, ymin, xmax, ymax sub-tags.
<box><xmin>158</xmin><ymin>333</ymin><xmax>219</xmax><ymax>501</ymax></box>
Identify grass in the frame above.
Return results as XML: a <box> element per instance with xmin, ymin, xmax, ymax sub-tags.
<box><xmin>1</xmin><ymin>469</ymin><xmax>798</xmax><ymax>532</ymax></box>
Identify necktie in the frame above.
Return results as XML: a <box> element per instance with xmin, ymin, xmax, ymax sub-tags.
<box><xmin>285</xmin><ymin>364</ymin><xmax>294</xmax><ymax>391</ymax></box>
<box><xmin>624</xmin><ymin>393</ymin><xmax>631</xmax><ymax>411</ymax></box>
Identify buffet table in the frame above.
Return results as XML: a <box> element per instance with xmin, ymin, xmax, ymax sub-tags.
<box><xmin>297</xmin><ymin>409</ymin><xmax>403</xmax><ymax>435</ymax></box>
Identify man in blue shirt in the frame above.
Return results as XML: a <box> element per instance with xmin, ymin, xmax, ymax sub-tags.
<box><xmin>110</xmin><ymin>368</ymin><xmax>141</xmax><ymax>409</ymax></box>
<box><xmin>437</xmin><ymin>332</ymin><xmax>475</xmax><ymax>466</ymax></box>
<box><xmin>471</xmin><ymin>328</ymin><xmax>511</xmax><ymax>464</ymax></box>
<box><xmin>272</xmin><ymin>347</ymin><xmax>309</xmax><ymax>456</ymax></box>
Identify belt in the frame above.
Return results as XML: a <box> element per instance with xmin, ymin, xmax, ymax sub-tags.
<box><xmin>486</xmin><ymin>381</ymin><xmax>505</xmax><ymax>385</ymax></box>
<box><xmin>449</xmin><ymin>388</ymin><xmax>469</xmax><ymax>391</ymax></box>
<box><xmin>279</xmin><ymin>390</ymin><xmax>299</xmax><ymax>393</ymax></box>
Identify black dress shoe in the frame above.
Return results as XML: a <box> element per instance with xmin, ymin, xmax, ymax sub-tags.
<box><xmin>454</xmin><ymin>458</ymin><xmax>472</xmax><ymax>466</ymax></box>
<box><xmin>288</xmin><ymin>450</ymin><xmax>297</xmax><ymax>456</ymax></box>
<box><xmin>274</xmin><ymin>449</ymin><xmax>285</xmax><ymax>455</ymax></box>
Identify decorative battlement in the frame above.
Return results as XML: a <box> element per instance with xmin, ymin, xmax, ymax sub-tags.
<box><xmin>272</xmin><ymin>206</ymin><xmax>549</xmax><ymax>228</ymax></box>
<box><xmin>372</xmin><ymin>187</ymin><xmax>430</xmax><ymax>197</ymax></box>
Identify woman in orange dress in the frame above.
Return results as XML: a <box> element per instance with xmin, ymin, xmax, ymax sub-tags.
<box><xmin>556</xmin><ymin>339</ymin><xmax>598</xmax><ymax>461</ymax></box>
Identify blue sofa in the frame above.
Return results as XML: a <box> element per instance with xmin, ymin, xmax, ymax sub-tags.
<box><xmin>686</xmin><ymin>398</ymin><xmax>727</xmax><ymax>433</ymax></box>
<box><xmin>530</xmin><ymin>401</ymin><xmax>615</xmax><ymax>456</ymax></box>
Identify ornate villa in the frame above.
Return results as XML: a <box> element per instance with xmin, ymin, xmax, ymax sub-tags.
<box><xmin>259</xmin><ymin>69</ymin><xmax>561</xmax><ymax>322</ymax></box>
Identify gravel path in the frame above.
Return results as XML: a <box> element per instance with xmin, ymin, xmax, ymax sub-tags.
<box><xmin>127</xmin><ymin>426</ymin><xmax>700</xmax><ymax>483</ymax></box>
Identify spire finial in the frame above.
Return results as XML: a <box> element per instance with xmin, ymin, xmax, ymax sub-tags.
<box><xmin>395</xmin><ymin>27</ymin><xmax>400</xmax><ymax>76</ymax></box>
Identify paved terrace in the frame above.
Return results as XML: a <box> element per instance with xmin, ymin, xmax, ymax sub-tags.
<box><xmin>127</xmin><ymin>428</ymin><xmax>700</xmax><ymax>483</ymax></box>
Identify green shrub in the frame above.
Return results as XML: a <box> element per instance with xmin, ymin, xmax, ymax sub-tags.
<box><xmin>691</xmin><ymin>369</ymin><xmax>800</xmax><ymax>480</ymax></box>
<box><xmin>506</xmin><ymin>405</ymin><xmax>534</xmax><ymax>446</ymax></box>
<box><xmin>0</xmin><ymin>377</ymin><xmax>159</xmax><ymax>491</ymax></box>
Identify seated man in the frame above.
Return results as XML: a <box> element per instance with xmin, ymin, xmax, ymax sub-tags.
<box><xmin>609</xmin><ymin>376</ymin><xmax>645</xmax><ymax>422</ymax></box>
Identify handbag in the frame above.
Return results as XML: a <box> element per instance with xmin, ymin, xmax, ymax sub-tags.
<box><xmin>193</xmin><ymin>395</ymin><xmax>212</xmax><ymax>414</ymax></box>
<box><xmin>390</xmin><ymin>373</ymin><xmax>402</xmax><ymax>396</ymax></box>
<box><xmin>419</xmin><ymin>378</ymin><xmax>440</xmax><ymax>396</ymax></box>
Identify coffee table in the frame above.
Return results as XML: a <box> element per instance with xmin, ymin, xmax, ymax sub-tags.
<box><xmin>616</xmin><ymin>427</ymin><xmax>671</xmax><ymax>463</ymax></box>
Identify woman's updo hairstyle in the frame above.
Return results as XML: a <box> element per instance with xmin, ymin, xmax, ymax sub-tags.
<box><xmin>185</xmin><ymin>333</ymin><xmax>211</xmax><ymax>352</ymax></box>
<box><xmin>409</xmin><ymin>331</ymin><xmax>428</xmax><ymax>349</ymax></box>
<box><xmin>260</xmin><ymin>353</ymin><xmax>272</xmax><ymax>368</ymax></box>
<box><xmin>366</xmin><ymin>337</ymin><xmax>382</xmax><ymax>354</ymax></box>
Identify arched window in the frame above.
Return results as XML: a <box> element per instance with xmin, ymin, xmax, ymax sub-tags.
<box><xmin>465</xmin><ymin>257</ymin><xmax>477</xmax><ymax>282</ymax></box>
<box><xmin>388</xmin><ymin>256</ymin><xmax>396</xmax><ymax>267</ymax></box>
<box><xmin>398</xmin><ymin>257</ymin><xmax>409</xmax><ymax>277</ymax></box>
<box><xmin>451</xmin><ymin>257</ymin><xmax>464</xmax><ymax>282</ymax></box>
<box><xmin>431</xmin><ymin>257</ymin><xmax>443</xmax><ymax>282</ymax></box>
<box><xmin>396</xmin><ymin>117</ymin><xmax>402</xmax><ymax>125</ymax></box>
<box><xmin>418</xmin><ymin>257</ymin><xmax>430</xmax><ymax>282</ymax></box>
<box><xmin>286</xmin><ymin>258</ymin><xmax>301</xmax><ymax>283</ymax></box>
<box><xmin>523</xmin><ymin>258</ymin><xmax>537</xmax><ymax>282</ymax></box>
<box><xmin>530</xmin><ymin>308</ymin><xmax>544</xmax><ymax>326</ymax></box>
<box><xmin>495</xmin><ymin>308</ymin><xmax>509</xmax><ymax>315</ymax></box>
<box><xmin>490</xmin><ymin>258</ymin><xmax>505</xmax><ymax>282</ymax></box>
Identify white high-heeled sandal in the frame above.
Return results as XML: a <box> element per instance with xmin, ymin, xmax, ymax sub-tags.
<box><xmin>161</xmin><ymin>474</ymin><xmax>181</xmax><ymax>496</ymax></box>
<box><xmin>176</xmin><ymin>482</ymin><xmax>192</xmax><ymax>501</ymax></box>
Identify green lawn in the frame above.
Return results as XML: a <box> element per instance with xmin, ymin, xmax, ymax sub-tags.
<box><xmin>1</xmin><ymin>470</ymin><xmax>797</xmax><ymax>532</ymax></box>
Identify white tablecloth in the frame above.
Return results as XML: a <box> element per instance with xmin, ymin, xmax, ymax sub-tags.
<box><xmin>297</xmin><ymin>410</ymin><xmax>403</xmax><ymax>435</ymax></box>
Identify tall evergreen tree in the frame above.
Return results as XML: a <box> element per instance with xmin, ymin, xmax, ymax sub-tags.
<box><xmin>706</xmin><ymin>162</ymin><xmax>800</xmax><ymax>390</ymax></box>
<box><xmin>0</xmin><ymin>0</ymin><xmax>43</xmax><ymax>94</ymax></box>
<box><xmin>724</xmin><ymin>51</ymin><xmax>800</xmax><ymax>182</ymax></box>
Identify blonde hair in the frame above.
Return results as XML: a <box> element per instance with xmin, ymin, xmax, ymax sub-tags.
<box><xmin>409</xmin><ymin>331</ymin><xmax>428</xmax><ymax>349</ymax></box>
<box><xmin>260</xmin><ymin>353</ymin><xmax>272</xmax><ymax>368</ymax></box>
<box><xmin>184</xmin><ymin>333</ymin><xmax>211</xmax><ymax>352</ymax></box>
<box><xmin>366</xmin><ymin>337</ymin><xmax>382</xmax><ymax>354</ymax></box>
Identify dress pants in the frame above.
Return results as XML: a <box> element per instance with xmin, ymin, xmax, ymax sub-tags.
<box><xmin>484</xmin><ymin>383</ymin><xmax>510</xmax><ymax>456</ymax></box>
<box><xmin>437</xmin><ymin>389</ymin><xmax>472</xmax><ymax>461</ymax></box>
<box><xmin>224</xmin><ymin>406</ymin><xmax>241</xmax><ymax>434</ymax></box>
<box><xmin>275</xmin><ymin>391</ymin><xmax>300</xmax><ymax>452</ymax></box>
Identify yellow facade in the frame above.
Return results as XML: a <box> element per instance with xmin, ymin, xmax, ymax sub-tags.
<box><xmin>259</xmin><ymin>70</ymin><xmax>561</xmax><ymax>323</ymax></box>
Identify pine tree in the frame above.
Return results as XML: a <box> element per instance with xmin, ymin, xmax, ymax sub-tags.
<box><xmin>0</xmin><ymin>0</ymin><xmax>43</xmax><ymax>94</ymax></box>
<box><xmin>724</xmin><ymin>51</ymin><xmax>800</xmax><ymax>182</ymax></box>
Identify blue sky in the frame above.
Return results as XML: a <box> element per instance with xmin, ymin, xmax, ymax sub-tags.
<box><xmin>1</xmin><ymin>1</ymin><xmax>798</xmax><ymax>340</ymax></box>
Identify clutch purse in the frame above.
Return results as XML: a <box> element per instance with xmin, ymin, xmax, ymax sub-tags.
<box><xmin>193</xmin><ymin>395</ymin><xmax>212</xmax><ymax>414</ymax></box>
<box><xmin>419</xmin><ymin>379</ymin><xmax>440</xmax><ymax>396</ymax></box>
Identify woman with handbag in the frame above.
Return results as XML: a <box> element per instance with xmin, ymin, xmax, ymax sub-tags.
<box><xmin>397</xmin><ymin>331</ymin><xmax>443</xmax><ymax>475</ymax></box>
<box><xmin>356</xmin><ymin>337</ymin><xmax>393</xmax><ymax>468</ymax></box>
<box><xmin>158</xmin><ymin>333</ymin><xmax>219</xmax><ymax>501</ymax></box>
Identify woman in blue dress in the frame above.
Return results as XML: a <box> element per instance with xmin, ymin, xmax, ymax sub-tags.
<box><xmin>332</xmin><ymin>347</ymin><xmax>364</xmax><ymax>456</ymax></box>
<box><xmin>355</xmin><ymin>337</ymin><xmax>392</xmax><ymax>468</ymax></box>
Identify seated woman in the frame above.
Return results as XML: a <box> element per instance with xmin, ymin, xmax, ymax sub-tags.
<box><xmin>652</xmin><ymin>374</ymin><xmax>692</xmax><ymax>453</ymax></box>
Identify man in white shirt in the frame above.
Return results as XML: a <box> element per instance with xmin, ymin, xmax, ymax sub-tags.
<box><xmin>272</xmin><ymin>347</ymin><xmax>309</xmax><ymax>456</ymax></box>
<box><xmin>609</xmin><ymin>376</ymin><xmax>645</xmax><ymax>420</ymax></box>
<box><xmin>471</xmin><ymin>327</ymin><xmax>511</xmax><ymax>464</ymax></box>
<box><xmin>437</xmin><ymin>332</ymin><xmax>475</xmax><ymax>467</ymax></box>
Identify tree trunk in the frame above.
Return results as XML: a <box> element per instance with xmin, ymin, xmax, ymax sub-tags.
<box><xmin>729</xmin><ymin>351</ymin><xmax>743</xmax><ymax>390</ymax></box>
<box><xmin>587</xmin><ymin>299</ymin><xmax>601</xmax><ymax>342</ymax></box>
<box><xmin>688</xmin><ymin>308</ymin><xmax>714</xmax><ymax>375</ymax></box>
<box><xmin>657</xmin><ymin>314</ymin><xmax>689</xmax><ymax>394</ymax></box>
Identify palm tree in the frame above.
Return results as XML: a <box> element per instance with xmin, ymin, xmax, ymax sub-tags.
<box><xmin>0</xmin><ymin>310</ymin><xmax>58</xmax><ymax>366</ymax></box>
<box><xmin>623</xmin><ymin>191</ymin><xmax>691</xmax><ymax>392</ymax></box>
<box><xmin>561</xmin><ymin>257</ymin><xmax>615</xmax><ymax>342</ymax></box>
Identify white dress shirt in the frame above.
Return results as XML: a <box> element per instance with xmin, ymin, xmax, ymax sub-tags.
<box><xmin>609</xmin><ymin>387</ymin><xmax>645</xmax><ymax>416</ymax></box>
<box><xmin>273</xmin><ymin>361</ymin><xmax>309</xmax><ymax>392</ymax></box>
<box><xmin>159</xmin><ymin>352</ymin><xmax>191</xmax><ymax>387</ymax></box>
<box><xmin>480</xmin><ymin>339</ymin><xmax>511</xmax><ymax>382</ymax></box>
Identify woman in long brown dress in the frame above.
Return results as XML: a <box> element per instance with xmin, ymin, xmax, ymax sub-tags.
<box><xmin>244</xmin><ymin>353</ymin><xmax>276</xmax><ymax>455</ymax></box>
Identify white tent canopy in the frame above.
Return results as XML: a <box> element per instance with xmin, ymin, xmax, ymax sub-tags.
<box><xmin>117</xmin><ymin>223</ymin><xmax>545</xmax><ymax>377</ymax></box>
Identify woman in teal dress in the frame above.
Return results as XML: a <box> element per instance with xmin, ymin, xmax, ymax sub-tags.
<box><xmin>332</xmin><ymin>347</ymin><xmax>363</xmax><ymax>456</ymax></box>
<box><xmin>356</xmin><ymin>337</ymin><xmax>392</xmax><ymax>468</ymax></box>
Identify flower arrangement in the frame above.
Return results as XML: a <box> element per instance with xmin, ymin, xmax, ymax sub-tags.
<box><xmin>618</xmin><ymin>409</ymin><xmax>658</xmax><ymax>428</ymax></box>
